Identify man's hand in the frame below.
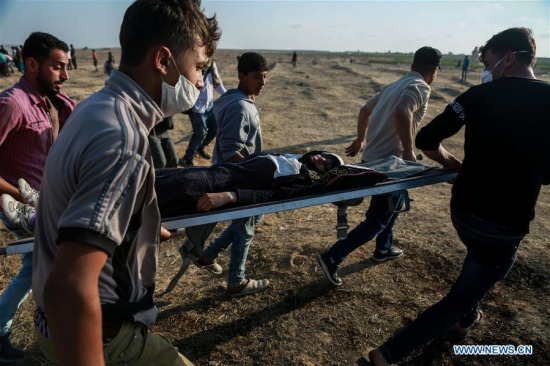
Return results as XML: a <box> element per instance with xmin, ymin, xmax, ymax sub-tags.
<box><xmin>159</xmin><ymin>225</ymin><xmax>172</xmax><ymax>242</ymax></box>
<box><xmin>196</xmin><ymin>192</ymin><xmax>236</xmax><ymax>212</ymax></box>
<box><xmin>402</xmin><ymin>149</ymin><xmax>417</xmax><ymax>162</ymax></box>
<box><xmin>345</xmin><ymin>138</ymin><xmax>365</xmax><ymax>157</ymax></box>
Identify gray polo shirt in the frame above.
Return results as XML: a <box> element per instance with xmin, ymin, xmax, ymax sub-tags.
<box><xmin>362</xmin><ymin>71</ymin><xmax>431</xmax><ymax>163</ymax></box>
<box><xmin>33</xmin><ymin>70</ymin><xmax>163</xmax><ymax>329</ymax></box>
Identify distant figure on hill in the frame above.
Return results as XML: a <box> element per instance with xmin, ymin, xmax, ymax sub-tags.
<box><xmin>91</xmin><ymin>49</ymin><xmax>98</xmax><ymax>71</ymax></box>
<box><xmin>104</xmin><ymin>51</ymin><xmax>115</xmax><ymax>75</ymax></box>
<box><xmin>292</xmin><ymin>51</ymin><xmax>297</xmax><ymax>67</ymax></box>
<box><xmin>349</xmin><ymin>55</ymin><xmax>354</xmax><ymax>64</ymax></box>
<box><xmin>70</xmin><ymin>44</ymin><xmax>77</xmax><ymax>69</ymax></box>
<box><xmin>461</xmin><ymin>55</ymin><xmax>470</xmax><ymax>81</ymax></box>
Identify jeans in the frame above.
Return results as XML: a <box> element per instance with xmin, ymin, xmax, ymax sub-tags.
<box><xmin>203</xmin><ymin>216</ymin><xmax>260</xmax><ymax>288</ymax></box>
<box><xmin>183</xmin><ymin>108</ymin><xmax>217</xmax><ymax>161</ymax></box>
<box><xmin>379</xmin><ymin>208</ymin><xmax>524</xmax><ymax>364</ymax></box>
<box><xmin>0</xmin><ymin>213</ymin><xmax>33</xmax><ymax>336</ymax></box>
<box><xmin>326</xmin><ymin>191</ymin><xmax>405</xmax><ymax>265</ymax></box>
<box><xmin>149</xmin><ymin>131</ymin><xmax>178</xmax><ymax>169</ymax></box>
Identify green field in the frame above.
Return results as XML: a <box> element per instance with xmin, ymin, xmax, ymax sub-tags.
<box><xmin>252</xmin><ymin>49</ymin><xmax>550</xmax><ymax>73</ymax></box>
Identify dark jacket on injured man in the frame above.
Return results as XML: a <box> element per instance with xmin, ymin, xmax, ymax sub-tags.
<box><xmin>154</xmin><ymin>152</ymin><xmax>387</xmax><ymax>218</ymax></box>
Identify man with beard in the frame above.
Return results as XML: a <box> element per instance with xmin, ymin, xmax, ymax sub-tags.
<box><xmin>0</xmin><ymin>32</ymin><xmax>75</xmax><ymax>362</ymax></box>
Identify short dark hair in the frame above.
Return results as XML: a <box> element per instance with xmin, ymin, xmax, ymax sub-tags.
<box><xmin>411</xmin><ymin>46</ymin><xmax>442</xmax><ymax>74</ymax></box>
<box><xmin>22</xmin><ymin>32</ymin><xmax>68</xmax><ymax>63</ymax></box>
<box><xmin>238</xmin><ymin>52</ymin><xmax>268</xmax><ymax>74</ymax></box>
<box><xmin>119</xmin><ymin>0</ymin><xmax>221</xmax><ymax>67</ymax></box>
<box><xmin>480</xmin><ymin>27</ymin><xmax>536</xmax><ymax>67</ymax></box>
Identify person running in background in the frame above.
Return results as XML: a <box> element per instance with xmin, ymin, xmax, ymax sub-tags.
<box><xmin>92</xmin><ymin>49</ymin><xmax>98</xmax><ymax>71</ymax></box>
<box><xmin>179</xmin><ymin>59</ymin><xmax>226</xmax><ymax>167</ymax></box>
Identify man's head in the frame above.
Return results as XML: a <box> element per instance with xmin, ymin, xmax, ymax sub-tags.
<box><xmin>479</xmin><ymin>27</ymin><xmax>536</xmax><ymax>82</ymax></box>
<box><xmin>300</xmin><ymin>151</ymin><xmax>344</xmax><ymax>173</ymax></box>
<box><xmin>411</xmin><ymin>46</ymin><xmax>442</xmax><ymax>85</ymax></box>
<box><xmin>119</xmin><ymin>0</ymin><xmax>221</xmax><ymax>113</ymax></box>
<box><xmin>22</xmin><ymin>32</ymin><xmax>70</xmax><ymax>97</ymax></box>
<box><xmin>238</xmin><ymin>52</ymin><xmax>268</xmax><ymax>98</ymax></box>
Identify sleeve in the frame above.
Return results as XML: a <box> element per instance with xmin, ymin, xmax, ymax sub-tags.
<box><xmin>217</xmin><ymin>102</ymin><xmax>250</xmax><ymax>161</ymax></box>
<box><xmin>364</xmin><ymin>92</ymin><xmax>380</xmax><ymax>111</ymax></box>
<box><xmin>56</xmin><ymin>130</ymin><xmax>150</xmax><ymax>256</ymax></box>
<box><xmin>415</xmin><ymin>97</ymin><xmax>466</xmax><ymax>151</ymax></box>
<box><xmin>212</xmin><ymin>63</ymin><xmax>227</xmax><ymax>95</ymax></box>
<box><xmin>235</xmin><ymin>183</ymin><xmax>321</xmax><ymax>206</ymax></box>
<box><xmin>0</xmin><ymin>96</ymin><xmax>22</xmax><ymax>146</ymax></box>
<box><xmin>401</xmin><ymin>81</ymin><xmax>430</xmax><ymax>111</ymax></box>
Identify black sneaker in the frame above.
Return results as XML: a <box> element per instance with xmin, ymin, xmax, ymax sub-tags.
<box><xmin>196</xmin><ymin>148</ymin><xmax>211</xmax><ymax>159</ymax></box>
<box><xmin>371</xmin><ymin>246</ymin><xmax>403</xmax><ymax>262</ymax></box>
<box><xmin>0</xmin><ymin>332</ymin><xmax>24</xmax><ymax>362</ymax></box>
<box><xmin>178</xmin><ymin>158</ymin><xmax>194</xmax><ymax>167</ymax></box>
<box><xmin>316</xmin><ymin>252</ymin><xmax>342</xmax><ymax>286</ymax></box>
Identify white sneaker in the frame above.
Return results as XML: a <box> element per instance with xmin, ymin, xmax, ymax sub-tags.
<box><xmin>18</xmin><ymin>178</ymin><xmax>39</xmax><ymax>207</ymax></box>
<box><xmin>0</xmin><ymin>194</ymin><xmax>35</xmax><ymax>236</ymax></box>
<box><xmin>226</xmin><ymin>279</ymin><xmax>269</xmax><ymax>297</ymax></box>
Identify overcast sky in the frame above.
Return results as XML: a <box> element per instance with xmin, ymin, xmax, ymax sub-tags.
<box><xmin>1</xmin><ymin>0</ymin><xmax>548</xmax><ymax>57</ymax></box>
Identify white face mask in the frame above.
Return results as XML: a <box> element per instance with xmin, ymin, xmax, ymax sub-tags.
<box><xmin>160</xmin><ymin>56</ymin><xmax>200</xmax><ymax>117</ymax></box>
<box><xmin>480</xmin><ymin>51</ymin><xmax>531</xmax><ymax>84</ymax></box>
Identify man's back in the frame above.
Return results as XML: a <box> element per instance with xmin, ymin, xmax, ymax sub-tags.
<box><xmin>362</xmin><ymin>71</ymin><xmax>430</xmax><ymax>162</ymax></box>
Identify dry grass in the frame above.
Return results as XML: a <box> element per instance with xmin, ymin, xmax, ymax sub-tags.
<box><xmin>1</xmin><ymin>49</ymin><xmax>549</xmax><ymax>365</ymax></box>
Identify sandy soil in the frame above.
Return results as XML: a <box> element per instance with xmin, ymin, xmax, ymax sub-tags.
<box><xmin>1</xmin><ymin>49</ymin><xmax>549</xmax><ymax>365</ymax></box>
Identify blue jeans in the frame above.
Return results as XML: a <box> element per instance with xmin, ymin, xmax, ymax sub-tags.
<box><xmin>379</xmin><ymin>208</ymin><xmax>524</xmax><ymax>364</ymax></box>
<box><xmin>0</xmin><ymin>213</ymin><xmax>33</xmax><ymax>336</ymax></box>
<box><xmin>184</xmin><ymin>108</ymin><xmax>217</xmax><ymax>161</ymax></box>
<box><xmin>326</xmin><ymin>191</ymin><xmax>405</xmax><ymax>265</ymax></box>
<box><xmin>203</xmin><ymin>216</ymin><xmax>260</xmax><ymax>288</ymax></box>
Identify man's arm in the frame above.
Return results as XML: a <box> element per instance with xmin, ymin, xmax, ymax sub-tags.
<box><xmin>393</xmin><ymin>95</ymin><xmax>417</xmax><ymax>162</ymax></box>
<box><xmin>345</xmin><ymin>104</ymin><xmax>371</xmax><ymax>157</ymax></box>
<box><xmin>0</xmin><ymin>177</ymin><xmax>23</xmax><ymax>201</ymax></box>
<box><xmin>43</xmin><ymin>241</ymin><xmax>108</xmax><ymax>366</ymax></box>
<box><xmin>421</xmin><ymin>146</ymin><xmax>462</xmax><ymax>172</ymax></box>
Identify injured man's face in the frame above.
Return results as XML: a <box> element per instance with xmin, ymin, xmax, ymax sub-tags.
<box><xmin>310</xmin><ymin>154</ymin><xmax>334</xmax><ymax>173</ymax></box>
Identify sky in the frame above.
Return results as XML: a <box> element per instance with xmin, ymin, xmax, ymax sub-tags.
<box><xmin>0</xmin><ymin>0</ymin><xmax>549</xmax><ymax>57</ymax></box>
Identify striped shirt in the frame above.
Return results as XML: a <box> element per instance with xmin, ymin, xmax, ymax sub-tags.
<box><xmin>0</xmin><ymin>76</ymin><xmax>75</xmax><ymax>190</ymax></box>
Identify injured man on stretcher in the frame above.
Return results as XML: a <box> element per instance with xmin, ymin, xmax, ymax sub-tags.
<box><xmin>0</xmin><ymin>150</ymin><xmax>388</xmax><ymax>237</ymax></box>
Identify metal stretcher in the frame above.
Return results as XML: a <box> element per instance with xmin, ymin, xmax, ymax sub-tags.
<box><xmin>1</xmin><ymin>168</ymin><xmax>457</xmax><ymax>258</ymax></box>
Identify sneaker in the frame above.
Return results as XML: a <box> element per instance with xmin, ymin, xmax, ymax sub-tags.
<box><xmin>371</xmin><ymin>247</ymin><xmax>403</xmax><ymax>263</ymax></box>
<box><xmin>178</xmin><ymin>158</ymin><xmax>194</xmax><ymax>167</ymax></box>
<box><xmin>196</xmin><ymin>148</ymin><xmax>211</xmax><ymax>159</ymax></box>
<box><xmin>316</xmin><ymin>251</ymin><xmax>342</xmax><ymax>286</ymax></box>
<box><xmin>0</xmin><ymin>194</ymin><xmax>34</xmax><ymax>236</ymax></box>
<box><xmin>18</xmin><ymin>178</ymin><xmax>39</xmax><ymax>207</ymax></box>
<box><xmin>226</xmin><ymin>278</ymin><xmax>269</xmax><ymax>297</ymax></box>
<box><xmin>0</xmin><ymin>332</ymin><xmax>25</xmax><ymax>362</ymax></box>
<box><xmin>191</xmin><ymin>256</ymin><xmax>223</xmax><ymax>275</ymax></box>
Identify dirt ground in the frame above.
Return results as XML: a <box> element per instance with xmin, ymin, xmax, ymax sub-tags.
<box><xmin>1</xmin><ymin>49</ymin><xmax>549</xmax><ymax>365</ymax></box>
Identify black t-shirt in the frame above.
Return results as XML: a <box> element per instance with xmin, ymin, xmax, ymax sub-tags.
<box><xmin>416</xmin><ymin>77</ymin><xmax>550</xmax><ymax>233</ymax></box>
